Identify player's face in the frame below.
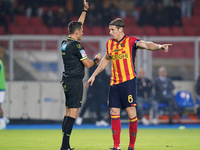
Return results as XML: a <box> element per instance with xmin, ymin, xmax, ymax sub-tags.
<box><xmin>109</xmin><ymin>25</ymin><xmax>121</xmax><ymax>40</ymax></box>
<box><xmin>77</xmin><ymin>27</ymin><xmax>83</xmax><ymax>40</ymax></box>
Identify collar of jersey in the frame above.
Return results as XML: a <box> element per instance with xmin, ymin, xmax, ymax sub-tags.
<box><xmin>114</xmin><ymin>34</ymin><xmax>126</xmax><ymax>43</ymax></box>
<box><xmin>65</xmin><ymin>37</ymin><xmax>76</xmax><ymax>41</ymax></box>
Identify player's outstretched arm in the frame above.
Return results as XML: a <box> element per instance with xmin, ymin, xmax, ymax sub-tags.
<box><xmin>85</xmin><ymin>53</ymin><xmax>111</xmax><ymax>88</ymax></box>
<box><xmin>138</xmin><ymin>40</ymin><xmax>172</xmax><ymax>52</ymax></box>
<box><xmin>78</xmin><ymin>0</ymin><xmax>89</xmax><ymax>25</ymax></box>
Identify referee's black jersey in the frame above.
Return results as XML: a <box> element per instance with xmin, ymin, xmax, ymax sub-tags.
<box><xmin>61</xmin><ymin>37</ymin><xmax>88</xmax><ymax>79</ymax></box>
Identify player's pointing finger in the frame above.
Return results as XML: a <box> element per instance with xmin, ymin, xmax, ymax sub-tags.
<box><xmin>165</xmin><ymin>44</ymin><xmax>172</xmax><ymax>46</ymax></box>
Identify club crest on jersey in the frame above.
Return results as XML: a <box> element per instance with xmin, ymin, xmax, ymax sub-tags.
<box><xmin>77</xmin><ymin>44</ymin><xmax>82</xmax><ymax>49</ymax></box>
<box><xmin>80</xmin><ymin>50</ymin><xmax>87</xmax><ymax>58</ymax></box>
<box><xmin>62</xmin><ymin>44</ymin><xmax>67</xmax><ymax>50</ymax></box>
<box><xmin>120</xmin><ymin>43</ymin><xmax>124</xmax><ymax>47</ymax></box>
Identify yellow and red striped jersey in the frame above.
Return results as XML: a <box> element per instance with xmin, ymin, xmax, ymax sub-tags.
<box><xmin>106</xmin><ymin>35</ymin><xmax>140</xmax><ymax>86</ymax></box>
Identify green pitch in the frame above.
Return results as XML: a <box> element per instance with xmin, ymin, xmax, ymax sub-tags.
<box><xmin>0</xmin><ymin>128</ymin><xmax>200</xmax><ymax>150</ymax></box>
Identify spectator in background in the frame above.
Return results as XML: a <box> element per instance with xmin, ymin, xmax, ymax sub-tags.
<box><xmin>137</xmin><ymin>69</ymin><xmax>158</xmax><ymax>125</ymax></box>
<box><xmin>0</xmin><ymin>1</ymin><xmax>10</xmax><ymax>34</ymax></box>
<box><xmin>170</xmin><ymin>0</ymin><xmax>182</xmax><ymax>27</ymax></box>
<box><xmin>181</xmin><ymin>0</ymin><xmax>195</xmax><ymax>19</ymax></box>
<box><xmin>73</xmin><ymin>0</ymin><xmax>82</xmax><ymax>16</ymax></box>
<box><xmin>101</xmin><ymin>2</ymin><xmax>113</xmax><ymax>27</ymax></box>
<box><xmin>107</xmin><ymin>0</ymin><xmax>119</xmax><ymax>18</ymax></box>
<box><xmin>118</xmin><ymin>0</ymin><xmax>139</xmax><ymax>20</ymax></box>
<box><xmin>162</xmin><ymin>0</ymin><xmax>175</xmax><ymax>7</ymax></box>
<box><xmin>14</xmin><ymin>0</ymin><xmax>26</xmax><ymax>15</ymax></box>
<box><xmin>101</xmin><ymin>0</ymin><xmax>119</xmax><ymax>22</ymax></box>
<box><xmin>42</xmin><ymin>6</ymin><xmax>57</xmax><ymax>27</ymax></box>
<box><xmin>136</xmin><ymin>0</ymin><xmax>155</xmax><ymax>8</ymax></box>
<box><xmin>138</xmin><ymin>4</ymin><xmax>154</xmax><ymax>26</ymax></box>
<box><xmin>65</xmin><ymin>0</ymin><xmax>73</xmax><ymax>15</ymax></box>
<box><xmin>42</xmin><ymin>0</ymin><xmax>57</xmax><ymax>7</ymax></box>
<box><xmin>154</xmin><ymin>1</ymin><xmax>167</xmax><ymax>27</ymax></box>
<box><xmin>85</xmin><ymin>2</ymin><xmax>101</xmax><ymax>28</ymax></box>
<box><xmin>154</xmin><ymin>66</ymin><xmax>181</xmax><ymax>124</ymax></box>
<box><xmin>56</xmin><ymin>7</ymin><xmax>71</xmax><ymax>27</ymax></box>
<box><xmin>76</xmin><ymin>65</ymin><xmax>110</xmax><ymax>126</ymax></box>
<box><xmin>1</xmin><ymin>0</ymin><xmax>14</xmax><ymax>24</ymax></box>
<box><xmin>56</xmin><ymin>0</ymin><xmax>67</xmax><ymax>7</ymax></box>
<box><xmin>25</xmin><ymin>0</ymin><xmax>42</xmax><ymax>19</ymax></box>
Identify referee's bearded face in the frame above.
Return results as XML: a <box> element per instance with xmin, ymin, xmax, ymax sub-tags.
<box><xmin>109</xmin><ymin>25</ymin><xmax>120</xmax><ymax>40</ymax></box>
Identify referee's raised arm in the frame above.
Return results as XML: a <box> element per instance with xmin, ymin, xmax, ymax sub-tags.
<box><xmin>78</xmin><ymin>0</ymin><xmax>89</xmax><ymax>25</ymax></box>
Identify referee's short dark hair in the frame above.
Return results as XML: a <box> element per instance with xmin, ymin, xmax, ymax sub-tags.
<box><xmin>68</xmin><ymin>21</ymin><xmax>82</xmax><ymax>34</ymax></box>
<box><xmin>109</xmin><ymin>18</ymin><xmax>125</xmax><ymax>30</ymax></box>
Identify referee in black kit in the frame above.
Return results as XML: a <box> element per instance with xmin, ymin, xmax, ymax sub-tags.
<box><xmin>60</xmin><ymin>0</ymin><xmax>102</xmax><ymax>150</ymax></box>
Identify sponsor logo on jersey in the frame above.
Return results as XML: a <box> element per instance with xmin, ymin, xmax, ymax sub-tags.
<box><xmin>80</xmin><ymin>50</ymin><xmax>87</xmax><ymax>58</ymax></box>
<box><xmin>111</xmin><ymin>53</ymin><xmax>128</xmax><ymax>60</ymax></box>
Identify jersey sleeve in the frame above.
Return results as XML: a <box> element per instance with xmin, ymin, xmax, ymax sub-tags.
<box><xmin>75</xmin><ymin>43</ymin><xmax>88</xmax><ymax>61</ymax></box>
<box><xmin>130</xmin><ymin>37</ymin><xmax>140</xmax><ymax>49</ymax></box>
<box><xmin>106</xmin><ymin>41</ymin><xmax>109</xmax><ymax>54</ymax></box>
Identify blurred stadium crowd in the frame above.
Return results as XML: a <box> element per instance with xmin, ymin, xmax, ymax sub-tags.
<box><xmin>0</xmin><ymin>0</ymin><xmax>199</xmax><ymax>36</ymax></box>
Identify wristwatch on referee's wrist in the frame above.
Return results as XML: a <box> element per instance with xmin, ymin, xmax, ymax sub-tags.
<box><xmin>82</xmin><ymin>9</ymin><xmax>88</xmax><ymax>12</ymax></box>
<box><xmin>93</xmin><ymin>58</ymin><xmax>98</xmax><ymax>65</ymax></box>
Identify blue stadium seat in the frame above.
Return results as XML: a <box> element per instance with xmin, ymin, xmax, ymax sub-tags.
<box><xmin>175</xmin><ymin>90</ymin><xmax>195</xmax><ymax>107</ymax></box>
<box><xmin>143</xmin><ymin>101</ymin><xmax>168</xmax><ymax>109</ymax></box>
<box><xmin>143</xmin><ymin>103</ymin><xmax>150</xmax><ymax>108</ymax></box>
<box><xmin>158</xmin><ymin>103</ymin><xmax>168</xmax><ymax>108</ymax></box>
<box><xmin>142</xmin><ymin>102</ymin><xmax>168</xmax><ymax>121</ymax></box>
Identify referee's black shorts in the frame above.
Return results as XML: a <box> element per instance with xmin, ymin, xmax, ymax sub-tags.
<box><xmin>62</xmin><ymin>77</ymin><xmax>83</xmax><ymax>108</ymax></box>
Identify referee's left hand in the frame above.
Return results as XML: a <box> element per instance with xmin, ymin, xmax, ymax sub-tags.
<box><xmin>83</xmin><ymin>0</ymin><xmax>89</xmax><ymax>10</ymax></box>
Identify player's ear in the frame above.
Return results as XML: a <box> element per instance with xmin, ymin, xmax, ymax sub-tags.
<box><xmin>75</xmin><ymin>29</ymin><xmax>79</xmax><ymax>35</ymax></box>
<box><xmin>119</xmin><ymin>27</ymin><xmax>123</xmax><ymax>32</ymax></box>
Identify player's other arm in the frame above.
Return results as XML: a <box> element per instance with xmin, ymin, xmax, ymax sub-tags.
<box><xmin>78</xmin><ymin>0</ymin><xmax>89</xmax><ymax>25</ymax></box>
<box><xmin>85</xmin><ymin>53</ymin><xmax>111</xmax><ymax>88</ymax></box>
<box><xmin>138</xmin><ymin>40</ymin><xmax>172</xmax><ymax>52</ymax></box>
<box><xmin>82</xmin><ymin>52</ymin><xmax>102</xmax><ymax>68</ymax></box>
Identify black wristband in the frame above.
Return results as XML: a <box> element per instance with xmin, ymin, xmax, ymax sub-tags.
<box><xmin>93</xmin><ymin>58</ymin><xmax>98</xmax><ymax>65</ymax></box>
<box><xmin>82</xmin><ymin>9</ymin><xmax>88</xmax><ymax>12</ymax></box>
